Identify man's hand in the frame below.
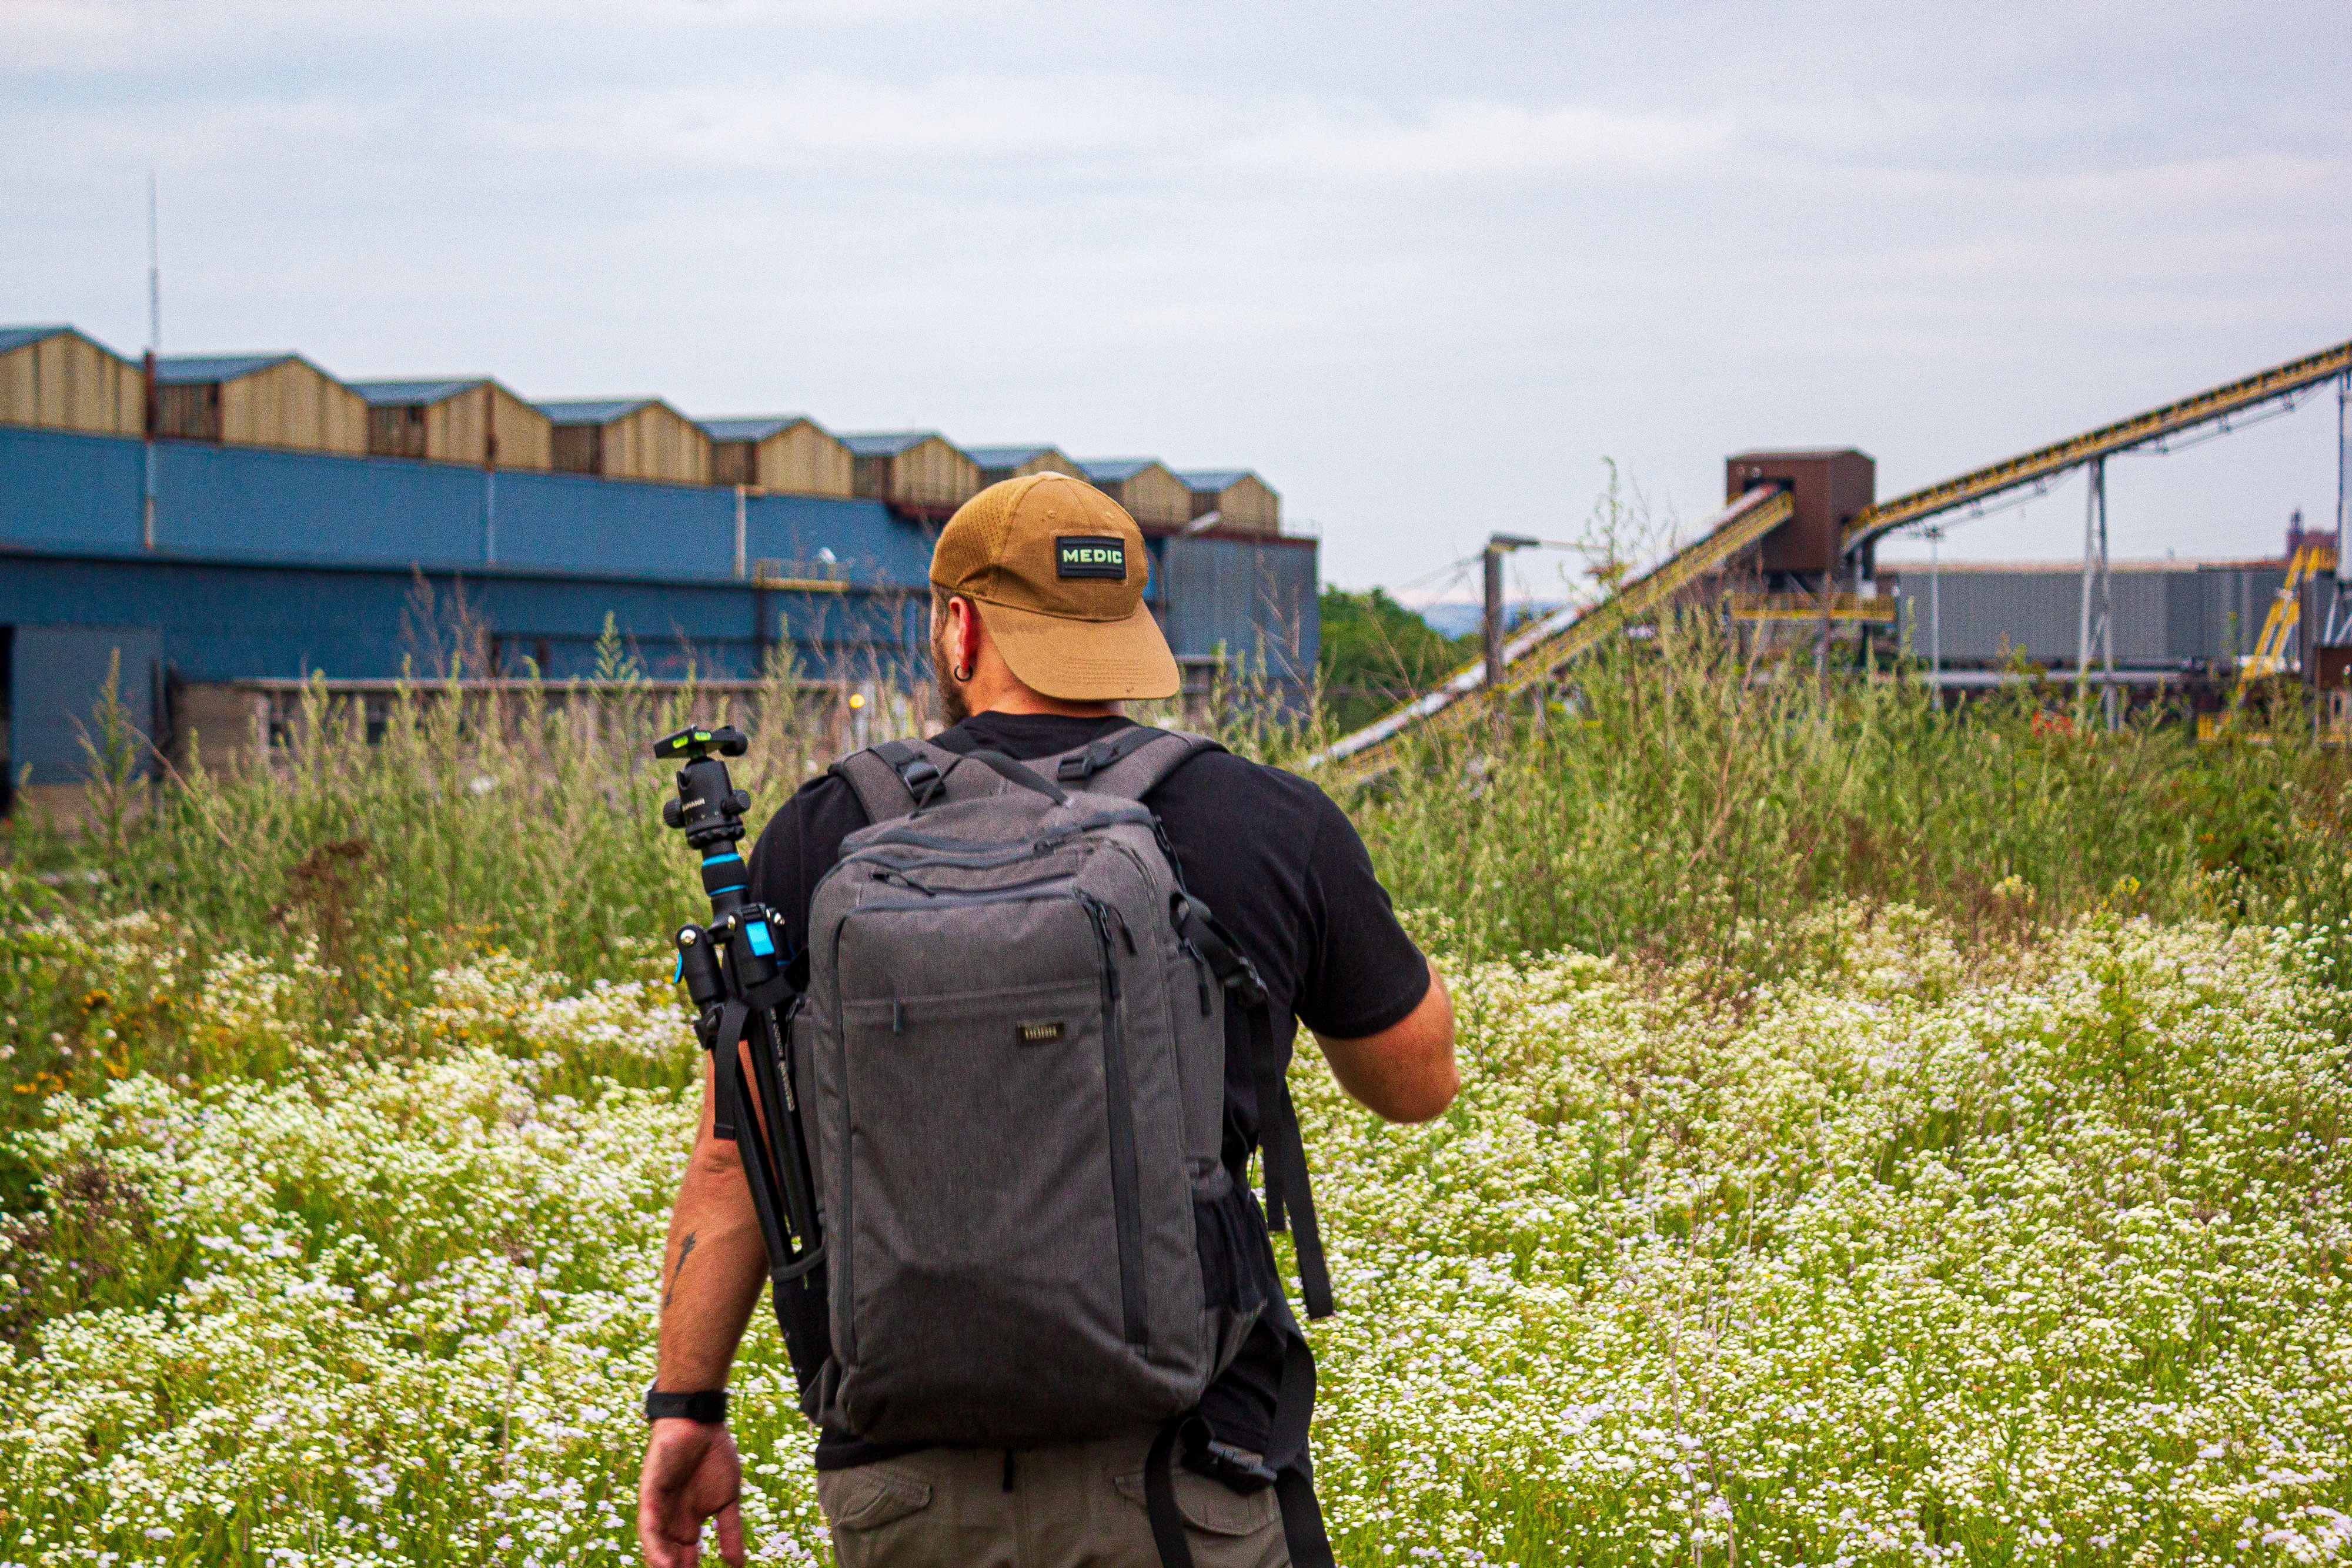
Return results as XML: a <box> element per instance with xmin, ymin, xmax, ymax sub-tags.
<box><xmin>638</xmin><ymin>1419</ymin><xmax>746</xmax><ymax>1567</ymax></box>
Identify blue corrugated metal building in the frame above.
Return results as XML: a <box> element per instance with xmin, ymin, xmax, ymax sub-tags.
<box><xmin>1</xmin><ymin>416</ymin><xmax>1317</xmax><ymax>801</ymax></box>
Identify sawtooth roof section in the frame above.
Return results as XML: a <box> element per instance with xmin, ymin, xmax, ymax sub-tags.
<box><xmin>964</xmin><ymin>444</ymin><xmax>1063</xmax><ymax>466</ymax></box>
<box><xmin>349</xmin><ymin>379</ymin><xmax>488</xmax><ymax>406</ymax></box>
<box><xmin>699</xmin><ymin>414</ymin><xmax>818</xmax><ymax>441</ymax></box>
<box><xmin>0</xmin><ymin>325</ymin><xmax>75</xmax><ymax>355</ymax></box>
<box><xmin>537</xmin><ymin>399</ymin><xmax>658</xmax><ymax>425</ymax></box>
<box><xmin>1177</xmin><ymin>469</ymin><xmax>1255</xmax><ymax>492</ymax></box>
<box><xmin>154</xmin><ymin>353</ymin><xmax>301</xmax><ymax>385</ymax></box>
<box><xmin>838</xmin><ymin>430</ymin><xmax>944</xmax><ymax>457</ymax></box>
<box><xmin>1078</xmin><ymin>457</ymin><xmax>1160</xmax><ymax>483</ymax></box>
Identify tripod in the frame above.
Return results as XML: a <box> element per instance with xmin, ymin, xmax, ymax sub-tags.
<box><xmin>655</xmin><ymin>724</ymin><xmax>826</xmax><ymax>1362</ymax></box>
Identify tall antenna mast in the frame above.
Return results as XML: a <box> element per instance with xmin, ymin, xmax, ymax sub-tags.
<box><xmin>147</xmin><ymin>169</ymin><xmax>160</xmax><ymax>356</ymax></box>
<box><xmin>142</xmin><ymin>169</ymin><xmax>160</xmax><ymax>550</ymax></box>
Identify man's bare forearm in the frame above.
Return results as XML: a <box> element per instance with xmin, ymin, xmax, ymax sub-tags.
<box><xmin>1313</xmin><ymin>958</ymin><xmax>1459</xmax><ymax>1123</ymax></box>
<box><xmin>654</xmin><ymin>1068</ymin><xmax>770</xmax><ymax>1392</ymax></box>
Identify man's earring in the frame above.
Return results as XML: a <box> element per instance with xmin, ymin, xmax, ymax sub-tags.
<box><xmin>953</xmin><ymin>663</ymin><xmax>973</xmax><ymax>683</ymax></box>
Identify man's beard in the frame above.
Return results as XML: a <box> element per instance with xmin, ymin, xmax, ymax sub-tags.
<box><xmin>933</xmin><ymin>622</ymin><xmax>970</xmax><ymax>726</ymax></box>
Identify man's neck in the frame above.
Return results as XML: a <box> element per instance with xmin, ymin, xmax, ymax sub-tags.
<box><xmin>969</xmin><ymin>677</ymin><xmax>1124</xmax><ymax>719</ymax></box>
<box><xmin>969</xmin><ymin>683</ymin><xmax>1120</xmax><ymax>721</ymax></box>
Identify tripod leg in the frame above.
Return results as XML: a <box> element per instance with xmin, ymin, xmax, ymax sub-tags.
<box><xmin>747</xmin><ymin>1007</ymin><xmax>824</xmax><ymax>1257</ymax></box>
<box><xmin>714</xmin><ymin>1002</ymin><xmax>794</xmax><ymax>1269</ymax></box>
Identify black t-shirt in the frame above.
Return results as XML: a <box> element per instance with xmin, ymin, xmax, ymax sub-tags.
<box><xmin>747</xmin><ymin>711</ymin><xmax>1430</xmax><ymax>1461</ymax></box>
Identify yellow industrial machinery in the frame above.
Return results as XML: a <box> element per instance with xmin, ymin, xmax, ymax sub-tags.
<box><xmin>1723</xmin><ymin>591</ymin><xmax>1896</xmax><ymax>626</ymax></box>
<box><xmin>2244</xmin><ymin>539</ymin><xmax>2338</xmax><ymax>679</ymax></box>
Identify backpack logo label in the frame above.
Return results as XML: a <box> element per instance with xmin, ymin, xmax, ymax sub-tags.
<box><xmin>1056</xmin><ymin>536</ymin><xmax>1126</xmax><ymax>580</ymax></box>
<box><xmin>1014</xmin><ymin>1019</ymin><xmax>1067</xmax><ymax>1045</ymax></box>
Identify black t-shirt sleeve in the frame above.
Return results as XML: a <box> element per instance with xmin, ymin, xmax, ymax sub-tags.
<box><xmin>1293</xmin><ymin>784</ymin><xmax>1431</xmax><ymax>1040</ymax></box>
<box><xmin>746</xmin><ymin>771</ymin><xmax>870</xmax><ymax>961</ymax></box>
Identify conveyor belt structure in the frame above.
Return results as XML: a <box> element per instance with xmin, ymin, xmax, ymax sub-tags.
<box><xmin>1315</xmin><ymin>337</ymin><xmax>2352</xmax><ymax>781</ymax></box>
<box><xmin>1314</xmin><ymin>486</ymin><xmax>1792</xmax><ymax>772</ymax></box>
<box><xmin>1842</xmin><ymin>340</ymin><xmax>2352</xmax><ymax>553</ymax></box>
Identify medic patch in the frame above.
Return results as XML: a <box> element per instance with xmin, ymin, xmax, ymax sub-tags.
<box><xmin>1056</xmin><ymin>536</ymin><xmax>1126</xmax><ymax>579</ymax></box>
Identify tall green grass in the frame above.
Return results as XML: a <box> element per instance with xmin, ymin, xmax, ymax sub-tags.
<box><xmin>21</xmin><ymin>658</ymin><xmax>828</xmax><ymax>1007</ymax></box>
<box><xmin>9</xmin><ymin>611</ymin><xmax>2352</xmax><ymax>1145</ymax></box>
<box><xmin>1345</xmin><ymin>616</ymin><xmax>2352</xmax><ymax>979</ymax></box>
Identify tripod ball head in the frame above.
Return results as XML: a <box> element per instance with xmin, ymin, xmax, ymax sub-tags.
<box><xmin>657</xmin><ymin>725</ymin><xmax>754</xmax><ymax>860</ymax></box>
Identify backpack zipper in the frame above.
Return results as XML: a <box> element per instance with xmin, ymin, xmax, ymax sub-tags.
<box><xmin>1078</xmin><ymin>891</ymin><xmax>1149</xmax><ymax>1349</ymax></box>
<box><xmin>1181</xmin><ymin>939</ymin><xmax>1214</xmax><ymax>1017</ymax></box>
<box><xmin>864</xmin><ymin>867</ymin><xmax>1080</xmax><ymax>901</ymax></box>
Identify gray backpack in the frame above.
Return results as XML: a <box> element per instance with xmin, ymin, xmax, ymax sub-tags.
<box><xmin>799</xmin><ymin>726</ymin><xmax>1336</xmax><ymax>1566</ymax></box>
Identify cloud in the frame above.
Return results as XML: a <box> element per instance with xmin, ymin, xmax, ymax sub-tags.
<box><xmin>1223</xmin><ymin>99</ymin><xmax>1734</xmax><ymax>183</ymax></box>
<box><xmin>0</xmin><ymin>0</ymin><xmax>2344</xmax><ymax>585</ymax></box>
<box><xmin>0</xmin><ymin>1</ymin><xmax>136</xmax><ymax>73</ymax></box>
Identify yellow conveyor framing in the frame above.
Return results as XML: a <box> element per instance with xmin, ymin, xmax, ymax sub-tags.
<box><xmin>1316</xmin><ymin>337</ymin><xmax>2352</xmax><ymax>781</ymax></box>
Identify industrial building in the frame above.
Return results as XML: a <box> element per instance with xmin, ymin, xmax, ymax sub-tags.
<box><xmin>1079</xmin><ymin>458</ymin><xmax>1195</xmax><ymax>529</ymax></box>
<box><xmin>0</xmin><ymin>324</ymin><xmax>1318</xmax><ymax>819</ymax></box>
<box><xmin>701</xmin><ymin>416</ymin><xmax>854</xmax><ymax>497</ymax></box>
<box><xmin>1877</xmin><ymin>556</ymin><xmax>2300</xmax><ymax>682</ymax></box>
<box><xmin>355</xmin><ymin>379</ymin><xmax>554</xmax><ymax>470</ymax></box>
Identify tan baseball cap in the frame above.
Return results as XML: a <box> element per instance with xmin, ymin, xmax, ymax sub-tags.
<box><xmin>931</xmin><ymin>472</ymin><xmax>1180</xmax><ymax>701</ymax></box>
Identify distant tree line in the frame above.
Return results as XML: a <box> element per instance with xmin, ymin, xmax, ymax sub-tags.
<box><xmin>1317</xmin><ymin>586</ymin><xmax>1476</xmax><ymax>732</ymax></box>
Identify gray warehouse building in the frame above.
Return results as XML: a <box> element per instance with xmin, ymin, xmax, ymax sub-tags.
<box><xmin>1879</xmin><ymin>558</ymin><xmax>2299</xmax><ymax>674</ymax></box>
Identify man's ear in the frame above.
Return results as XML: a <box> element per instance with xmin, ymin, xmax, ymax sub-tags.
<box><xmin>956</xmin><ymin>596</ymin><xmax>984</xmax><ymax>670</ymax></box>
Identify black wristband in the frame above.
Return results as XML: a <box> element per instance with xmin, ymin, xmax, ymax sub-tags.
<box><xmin>644</xmin><ymin>1385</ymin><xmax>727</xmax><ymax>1424</ymax></box>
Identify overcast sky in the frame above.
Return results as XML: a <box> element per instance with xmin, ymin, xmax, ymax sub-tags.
<box><xmin>4</xmin><ymin>0</ymin><xmax>2346</xmax><ymax>600</ymax></box>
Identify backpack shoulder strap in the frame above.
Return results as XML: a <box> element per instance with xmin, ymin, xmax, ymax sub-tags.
<box><xmin>1053</xmin><ymin>726</ymin><xmax>1226</xmax><ymax>801</ymax></box>
<box><xmin>832</xmin><ymin>738</ymin><xmax>960</xmax><ymax>822</ymax></box>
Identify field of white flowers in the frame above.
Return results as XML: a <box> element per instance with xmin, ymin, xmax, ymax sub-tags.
<box><xmin>4</xmin><ymin>901</ymin><xmax>2351</xmax><ymax>1566</ymax></box>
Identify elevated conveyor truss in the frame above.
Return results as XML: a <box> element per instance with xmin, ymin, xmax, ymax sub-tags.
<box><xmin>1317</xmin><ymin>485</ymin><xmax>1793</xmax><ymax>777</ymax></box>
<box><xmin>1842</xmin><ymin>339</ymin><xmax>2352</xmax><ymax>554</ymax></box>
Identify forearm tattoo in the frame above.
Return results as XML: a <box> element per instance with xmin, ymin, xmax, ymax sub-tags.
<box><xmin>663</xmin><ymin>1232</ymin><xmax>699</xmax><ymax>1309</ymax></box>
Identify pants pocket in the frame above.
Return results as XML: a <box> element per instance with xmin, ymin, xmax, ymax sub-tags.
<box><xmin>1112</xmin><ymin>1465</ymin><xmax>1284</xmax><ymax>1542</ymax></box>
<box><xmin>818</xmin><ymin>1463</ymin><xmax>935</xmax><ymax>1547</ymax></box>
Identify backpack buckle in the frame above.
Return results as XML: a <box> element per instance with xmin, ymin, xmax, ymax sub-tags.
<box><xmin>1174</xmin><ymin>894</ymin><xmax>1269</xmax><ymax>1008</ymax></box>
<box><xmin>1182</xmin><ymin>1428</ymin><xmax>1278</xmax><ymax>1495</ymax></box>
<box><xmin>1057</xmin><ymin>740</ymin><xmax>1117</xmax><ymax>783</ymax></box>
<box><xmin>1224</xmin><ymin>954</ymin><xmax>1268</xmax><ymax>1010</ymax></box>
<box><xmin>897</xmin><ymin>756</ymin><xmax>944</xmax><ymax>808</ymax></box>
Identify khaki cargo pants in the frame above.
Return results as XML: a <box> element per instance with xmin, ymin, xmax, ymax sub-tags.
<box><xmin>817</xmin><ymin>1431</ymin><xmax>1289</xmax><ymax>1567</ymax></box>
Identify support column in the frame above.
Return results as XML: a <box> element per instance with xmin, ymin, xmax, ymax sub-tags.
<box><xmin>1481</xmin><ymin>533</ymin><xmax>1539</xmax><ymax>692</ymax></box>
<box><xmin>2075</xmin><ymin>457</ymin><xmax>2113</xmax><ymax>728</ymax></box>
<box><xmin>2330</xmin><ymin>372</ymin><xmax>2350</xmax><ymax>644</ymax></box>
<box><xmin>1482</xmin><ymin>546</ymin><xmax>1506</xmax><ymax>691</ymax></box>
<box><xmin>1924</xmin><ymin>524</ymin><xmax>1944</xmax><ymax>707</ymax></box>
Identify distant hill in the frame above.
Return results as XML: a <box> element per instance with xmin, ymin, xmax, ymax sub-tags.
<box><xmin>1412</xmin><ymin>600</ymin><xmax>1567</xmax><ymax>639</ymax></box>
